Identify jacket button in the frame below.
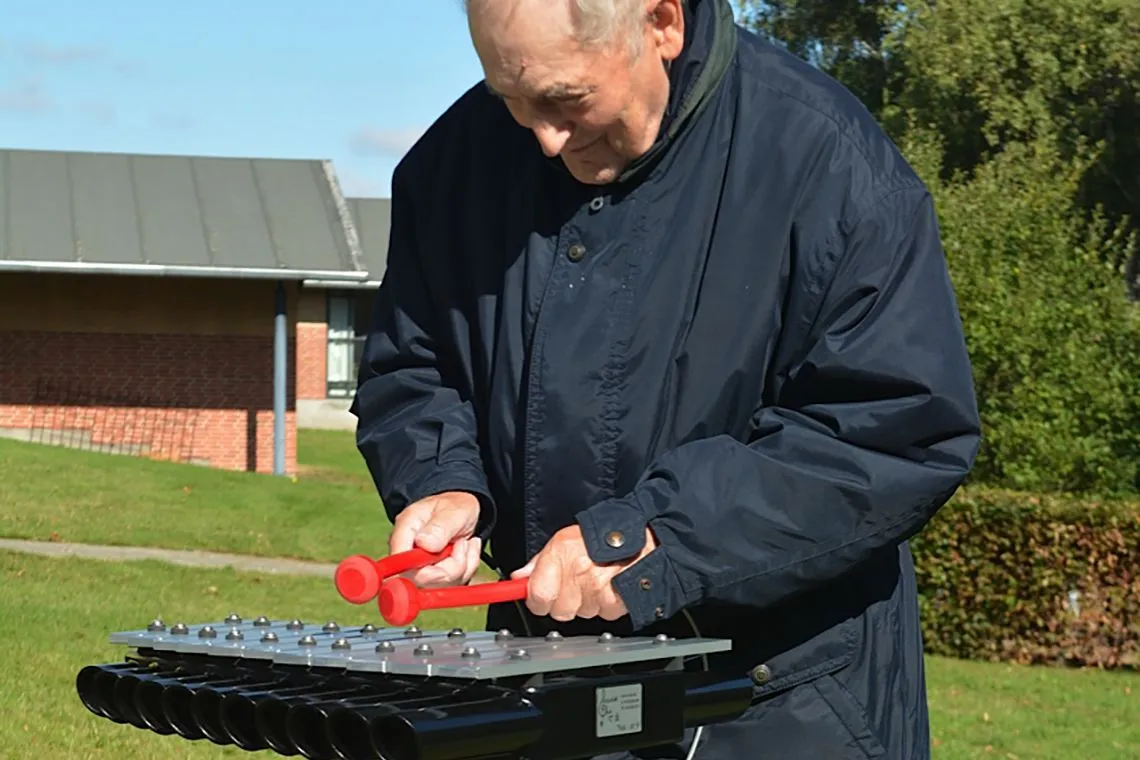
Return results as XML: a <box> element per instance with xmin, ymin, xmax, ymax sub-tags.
<box><xmin>749</xmin><ymin>663</ymin><xmax>772</xmax><ymax>685</ymax></box>
<box><xmin>638</xmin><ymin>577</ymin><xmax>651</xmax><ymax>590</ymax></box>
<box><xmin>654</xmin><ymin>606</ymin><xmax>665</xmax><ymax>619</ymax></box>
<box><xmin>567</xmin><ymin>244</ymin><xmax>586</xmax><ymax>262</ymax></box>
<box><xmin>605</xmin><ymin>530</ymin><xmax>625</xmax><ymax>549</ymax></box>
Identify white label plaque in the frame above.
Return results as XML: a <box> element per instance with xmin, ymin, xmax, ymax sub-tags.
<box><xmin>595</xmin><ymin>683</ymin><xmax>643</xmax><ymax>738</ymax></box>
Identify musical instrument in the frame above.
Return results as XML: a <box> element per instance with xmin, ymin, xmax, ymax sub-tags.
<box><xmin>75</xmin><ymin>546</ymin><xmax>755</xmax><ymax>759</ymax></box>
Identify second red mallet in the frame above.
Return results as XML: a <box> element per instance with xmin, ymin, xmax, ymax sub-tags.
<box><xmin>334</xmin><ymin>544</ymin><xmax>456</xmax><ymax>605</ymax></box>
<box><xmin>378</xmin><ymin>576</ymin><xmax>529</xmax><ymax>627</ymax></box>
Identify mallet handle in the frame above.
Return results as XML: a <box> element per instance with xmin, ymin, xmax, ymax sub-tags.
<box><xmin>379</xmin><ymin>577</ymin><xmax>529</xmax><ymax>626</ymax></box>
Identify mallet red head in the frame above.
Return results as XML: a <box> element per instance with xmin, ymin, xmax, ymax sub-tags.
<box><xmin>334</xmin><ymin>555</ymin><xmax>382</xmax><ymax>604</ymax></box>
<box><xmin>378</xmin><ymin>576</ymin><xmax>420</xmax><ymax>627</ymax></box>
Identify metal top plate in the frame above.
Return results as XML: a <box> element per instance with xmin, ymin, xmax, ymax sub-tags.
<box><xmin>109</xmin><ymin>616</ymin><xmax>733</xmax><ymax>680</ymax></box>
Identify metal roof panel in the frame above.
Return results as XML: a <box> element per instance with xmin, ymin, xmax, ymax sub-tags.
<box><xmin>0</xmin><ymin>147</ymin><xmax>366</xmax><ymax>281</ymax></box>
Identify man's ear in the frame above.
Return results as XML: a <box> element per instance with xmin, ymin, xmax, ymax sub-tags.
<box><xmin>647</xmin><ymin>0</ymin><xmax>685</xmax><ymax>61</ymax></box>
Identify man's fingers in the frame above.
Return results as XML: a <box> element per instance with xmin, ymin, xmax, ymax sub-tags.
<box><xmin>599</xmin><ymin>585</ymin><xmax>627</xmax><ymax>621</ymax></box>
<box><xmin>388</xmin><ymin>509</ymin><xmax>427</xmax><ymax>554</ymax></box>
<box><xmin>461</xmin><ymin>537</ymin><xmax>483</xmax><ymax>583</ymax></box>
<box><xmin>550</xmin><ymin>582</ymin><xmax>580</xmax><ymax>622</ymax></box>
<box><xmin>526</xmin><ymin>556</ymin><xmax>560</xmax><ymax>617</ymax></box>
<box><xmin>511</xmin><ymin>558</ymin><xmax>536</xmax><ymax>579</ymax></box>
<box><xmin>576</xmin><ymin>593</ymin><xmax>600</xmax><ymax>620</ymax></box>
<box><xmin>409</xmin><ymin>566</ymin><xmax>451</xmax><ymax>587</ymax></box>
<box><xmin>417</xmin><ymin>504</ymin><xmax>474</xmax><ymax>553</ymax></box>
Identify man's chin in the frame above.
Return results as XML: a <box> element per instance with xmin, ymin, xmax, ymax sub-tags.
<box><xmin>562</xmin><ymin>158</ymin><xmax>623</xmax><ymax>186</ymax></box>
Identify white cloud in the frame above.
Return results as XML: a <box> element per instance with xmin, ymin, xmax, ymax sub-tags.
<box><xmin>154</xmin><ymin>112</ymin><xmax>194</xmax><ymax>130</ymax></box>
<box><xmin>21</xmin><ymin>42</ymin><xmax>105</xmax><ymax>65</ymax></box>
<box><xmin>336</xmin><ymin>166</ymin><xmax>389</xmax><ymax>198</ymax></box>
<box><xmin>0</xmin><ymin>76</ymin><xmax>53</xmax><ymax>114</ymax></box>
<box><xmin>348</xmin><ymin>126</ymin><xmax>425</xmax><ymax>157</ymax></box>
<box><xmin>76</xmin><ymin>99</ymin><xmax>115</xmax><ymax>125</ymax></box>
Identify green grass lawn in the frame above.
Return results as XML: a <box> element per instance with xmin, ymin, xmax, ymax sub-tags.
<box><xmin>0</xmin><ymin>431</ymin><xmax>389</xmax><ymax>563</ymax></box>
<box><xmin>1</xmin><ymin>431</ymin><xmax>1137</xmax><ymax>758</ymax></box>
<box><xmin>0</xmin><ymin>550</ymin><xmax>485</xmax><ymax>759</ymax></box>
<box><xmin>2</xmin><ymin>551</ymin><xmax>1136</xmax><ymax>760</ymax></box>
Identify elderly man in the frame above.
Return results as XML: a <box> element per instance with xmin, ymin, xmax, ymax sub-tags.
<box><xmin>351</xmin><ymin>0</ymin><xmax>981</xmax><ymax>757</ymax></box>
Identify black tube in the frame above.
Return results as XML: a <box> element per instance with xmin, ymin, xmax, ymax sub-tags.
<box><xmin>287</xmin><ymin>683</ymin><xmax>475</xmax><ymax>760</ymax></box>
<box><xmin>288</xmin><ymin>698</ymin><xmax>387</xmax><ymax>760</ymax></box>
<box><xmin>76</xmin><ymin>663</ymin><xmax>147</xmax><ymax>723</ymax></box>
<box><xmin>225</xmin><ymin>679</ymin><xmax>373</xmax><ymax>756</ymax></box>
<box><xmin>258</xmin><ymin>686</ymin><xmax>380</xmax><ymax>757</ymax></box>
<box><xmin>158</xmin><ymin>674</ymin><xmax>268</xmax><ymax>744</ymax></box>
<box><xmin>287</xmin><ymin>689</ymin><xmax>418</xmax><ymax>760</ymax></box>
<box><xmin>109</xmin><ymin>668</ymin><xmax>206</xmax><ymax>733</ymax></box>
<box><xmin>190</xmin><ymin>676</ymin><xmax>296</xmax><ymax>748</ymax></box>
<box><xmin>221</xmin><ymin>683</ymin><xmax>332</xmax><ymax>753</ymax></box>
<box><xmin>133</xmin><ymin>678</ymin><xmax>198</xmax><ymax>737</ymax></box>
<box><xmin>370</xmin><ymin>696</ymin><xmax>544</xmax><ymax>760</ymax></box>
<box><xmin>682</xmin><ymin>675</ymin><xmax>755</xmax><ymax>727</ymax></box>
<box><xmin>325</xmin><ymin>703</ymin><xmax>393</xmax><ymax>760</ymax></box>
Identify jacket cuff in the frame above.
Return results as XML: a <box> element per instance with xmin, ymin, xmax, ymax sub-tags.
<box><xmin>575</xmin><ymin>495</ymin><xmax>696</xmax><ymax>630</ymax></box>
<box><xmin>575</xmin><ymin>495</ymin><xmax>648</xmax><ymax>563</ymax></box>
<box><xmin>611</xmin><ymin>549</ymin><xmax>694</xmax><ymax>631</ymax></box>
<box><xmin>390</xmin><ymin>463</ymin><xmax>498</xmax><ymax>541</ymax></box>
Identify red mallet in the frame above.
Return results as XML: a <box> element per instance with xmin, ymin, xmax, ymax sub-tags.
<box><xmin>334</xmin><ymin>544</ymin><xmax>456</xmax><ymax>605</ymax></box>
<box><xmin>378</xmin><ymin>576</ymin><xmax>529</xmax><ymax>627</ymax></box>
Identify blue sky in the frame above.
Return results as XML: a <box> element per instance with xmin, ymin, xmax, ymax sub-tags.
<box><xmin>0</xmin><ymin>0</ymin><xmax>488</xmax><ymax>197</ymax></box>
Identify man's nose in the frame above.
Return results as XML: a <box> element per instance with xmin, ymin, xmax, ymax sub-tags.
<box><xmin>531</xmin><ymin>120</ymin><xmax>572</xmax><ymax>157</ymax></box>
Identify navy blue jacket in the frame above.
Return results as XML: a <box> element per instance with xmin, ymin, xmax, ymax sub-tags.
<box><xmin>353</xmin><ymin>1</ymin><xmax>981</xmax><ymax>756</ymax></box>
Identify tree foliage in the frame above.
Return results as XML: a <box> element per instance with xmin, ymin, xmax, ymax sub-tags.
<box><xmin>736</xmin><ymin>0</ymin><xmax>1140</xmax><ymax>494</ymax></box>
<box><xmin>739</xmin><ymin>0</ymin><xmax>1140</xmax><ymax>270</ymax></box>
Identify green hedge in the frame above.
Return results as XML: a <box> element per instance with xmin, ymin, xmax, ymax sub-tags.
<box><xmin>912</xmin><ymin>487</ymin><xmax>1140</xmax><ymax>669</ymax></box>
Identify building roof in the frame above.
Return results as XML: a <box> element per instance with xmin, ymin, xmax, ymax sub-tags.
<box><xmin>347</xmin><ymin>197</ymin><xmax>390</xmax><ymax>285</ymax></box>
<box><xmin>304</xmin><ymin>197</ymin><xmax>391</xmax><ymax>289</ymax></box>
<box><xmin>0</xmin><ymin>147</ymin><xmax>368</xmax><ymax>282</ymax></box>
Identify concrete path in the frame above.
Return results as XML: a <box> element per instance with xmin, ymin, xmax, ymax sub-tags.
<box><xmin>0</xmin><ymin>537</ymin><xmax>337</xmax><ymax>577</ymax></box>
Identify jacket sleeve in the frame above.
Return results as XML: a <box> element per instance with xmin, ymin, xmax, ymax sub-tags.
<box><xmin>350</xmin><ymin>165</ymin><xmax>496</xmax><ymax>536</ymax></box>
<box><xmin>575</xmin><ymin>184</ymin><xmax>982</xmax><ymax>630</ymax></box>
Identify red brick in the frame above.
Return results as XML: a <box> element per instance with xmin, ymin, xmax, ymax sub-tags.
<box><xmin>0</xmin><ymin>273</ymin><xmax>301</xmax><ymax>475</ymax></box>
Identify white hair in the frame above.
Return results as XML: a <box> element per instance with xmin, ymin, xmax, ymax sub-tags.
<box><xmin>462</xmin><ymin>0</ymin><xmax>671</xmax><ymax>55</ymax></box>
<box><xmin>571</xmin><ymin>0</ymin><xmax>650</xmax><ymax>51</ymax></box>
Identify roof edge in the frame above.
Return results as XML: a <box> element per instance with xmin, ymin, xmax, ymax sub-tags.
<box><xmin>321</xmin><ymin>160</ymin><xmax>367</xmax><ymax>273</ymax></box>
<box><xmin>302</xmin><ymin>278</ymin><xmax>382</xmax><ymax>289</ymax></box>
<box><xmin>0</xmin><ymin>260</ymin><xmax>370</xmax><ymax>281</ymax></box>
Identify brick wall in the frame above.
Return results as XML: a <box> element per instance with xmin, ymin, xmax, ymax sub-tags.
<box><xmin>296</xmin><ymin>288</ymin><xmax>328</xmax><ymax>401</ymax></box>
<box><xmin>0</xmin><ymin>272</ymin><xmax>300</xmax><ymax>475</ymax></box>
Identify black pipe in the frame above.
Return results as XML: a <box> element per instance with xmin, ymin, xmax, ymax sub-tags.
<box><xmin>258</xmin><ymin>685</ymin><xmax>385</xmax><ymax>757</ymax></box>
<box><xmin>109</xmin><ymin>668</ymin><xmax>210</xmax><ymax>733</ymax></box>
<box><xmin>325</xmin><ymin>703</ymin><xmax>393</xmax><ymax>760</ymax></box>
<box><xmin>681</xmin><ymin>674</ymin><xmax>756</xmax><ymax>727</ymax></box>
<box><xmin>156</xmin><ymin>673</ymin><xmax>282</xmax><ymax>745</ymax></box>
<box><xmin>189</xmin><ymin>675</ymin><xmax>298</xmax><ymax>748</ymax></box>
<box><xmin>76</xmin><ymin>663</ymin><xmax>149</xmax><ymax>723</ymax></box>
<box><xmin>368</xmin><ymin>696</ymin><xmax>545</xmax><ymax>760</ymax></box>
<box><xmin>129</xmin><ymin>671</ymin><xmax>246</xmax><ymax>740</ymax></box>
<box><xmin>221</xmin><ymin>682</ymin><xmax>323</xmax><ymax>753</ymax></box>
<box><xmin>287</xmin><ymin>681</ymin><xmax>479</xmax><ymax>760</ymax></box>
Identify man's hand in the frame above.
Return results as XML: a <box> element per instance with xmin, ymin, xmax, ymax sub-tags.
<box><xmin>511</xmin><ymin>525</ymin><xmax>658</xmax><ymax>622</ymax></box>
<box><xmin>389</xmin><ymin>491</ymin><xmax>483</xmax><ymax>588</ymax></box>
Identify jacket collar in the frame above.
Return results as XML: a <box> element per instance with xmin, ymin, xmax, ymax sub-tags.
<box><xmin>616</xmin><ymin>0</ymin><xmax>738</xmax><ymax>184</ymax></box>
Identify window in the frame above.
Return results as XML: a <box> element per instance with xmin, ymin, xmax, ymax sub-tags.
<box><xmin>326</xmin><ymin>291</ymin><xmax>375</xmax><ymax>398</ymax></box>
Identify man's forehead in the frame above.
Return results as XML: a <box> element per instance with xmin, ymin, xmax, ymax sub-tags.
<box><xmin>482</xmin><ymin>50</ymin><xmax>600</xmax><ymax>99</ymax></box>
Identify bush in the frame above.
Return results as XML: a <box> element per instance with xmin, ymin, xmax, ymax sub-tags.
<box><xmin>901</xmin><ymin>132</ymin><xmax>1140</xmax><ymax>495</ymax></box>
<box><xmin>912</xmin><ymin>486</ymin><xmax>1140</xmax><ymax>669</ymax></box>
